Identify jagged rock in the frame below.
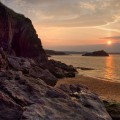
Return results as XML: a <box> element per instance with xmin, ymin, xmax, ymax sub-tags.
<box><xmin>0</xmin><ymin>2</ymin><xmax>47</xmax><ymax>62</ymax></box>
<box><xmin>0</xmin><ymin>53</ymin><xmax>57</xmax><ymax>86</ymax></box>
<box><xmin>57</xmin><ymin>84</ymin><xmax>112</xmax><ymax>120</ymax></box>
<box><xmin>0</xmin><ymin>91</ymin><xmax>23</xmax><ymax>120</ymax></box>
<box><xmin>43</xmin><ymin>60</ymin><xmax>76</xmax><ymax>78</ymax></box>
<box><xmin>29</xmin><ymin>67</ymin><xmax>57</xmax><ymax>86</ymax></box>
<box><xmin>7</xmin><ymin>56</ymin><xmax>32</xmax><ymax>70</ymax></box>
<box><xmin>0</xmin><ymin>48</ymin><xmax>8</xmax><ymax>70</ymax></box>
<box><xmin>45</xmin><ymin>88</ymin><xmax>68</xmax><ymax>98</ymax></box>
<box><xmin>0</xmin><ymin>55</ymin><xmax>112</xmax><ymax>120</ymax></box>
<box><xmin>0</xmin><ymin>49</ymin><xmax>112</xmax><ymax>120</ymax></box>
<box><xmin>0</xmin><ymin>49</ymin><xmax>76</xmax><ymax>86</ymax></box>
<box><xmin>0</xmin><ymin>72</ymin><xmax>112</xmax><ymax>120</ymax></box>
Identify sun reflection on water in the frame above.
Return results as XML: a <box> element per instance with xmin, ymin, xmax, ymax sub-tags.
<box><xmin>104</xmin><ymin>55</ymin><xmax>116</xmax><ymax>80</ymax></box>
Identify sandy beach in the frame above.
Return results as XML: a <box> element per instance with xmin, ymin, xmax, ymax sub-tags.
<box><xmin>56</xmin><ymin>75</ymin><xmax>120</xmax><ymax>102</ymax></box>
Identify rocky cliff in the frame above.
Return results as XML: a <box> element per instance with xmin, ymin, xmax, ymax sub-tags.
<box><xmin>0</xmin><ymin>2</ymin><xmax>76</xmax><ymax>85</ymax></box>
<box><xmin>0</xmin><ymin>2</ymin><xmax>112</xmax><ymax>120</ymax></box>
<box><xmin>0</xmin><ymin>2</ymin><xmax>47</xmax><ymax>61</ymax></box>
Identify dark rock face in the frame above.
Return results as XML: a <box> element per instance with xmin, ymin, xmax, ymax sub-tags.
<box><xmin>0</xmin><ymin>2</ymin><xmax>47</xmax><ymax>61</ymax></box>
<box><xmin>0</xmin><ymin>91</ymin><xmax>23</xmax><ymax>120</ymax></box>
<box><xmin>103</xmin><ymin>100</ymin><xmax>120</xmax><ymax>120</ymax></box>
<box><xmin>0</xmin><ymin>47</ymin><xmax>76</xmax><ymax>86</ymax></box>
<box><xmin>0</xmin><ymin>2</ymin><xmax>112</xmax><ymax>120</ymax></box>
<box><xmin>5</xmin><ymin>52</ymin><xmax>57</xmax><ymax>86</ymax></box>
<box><xmin>82</xmin><ymin>50</ymin><xmax>109</xmax><ymax>56</ymax></box>
<box><xmin>45</xmin><ymin>60</ymin><xmax>76</xmax><ymax>78</ymax></box>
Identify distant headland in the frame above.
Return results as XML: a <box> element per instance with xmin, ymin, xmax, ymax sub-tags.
<box><xmin>82</xmin><ymin>50</ymin><xmax>109</xmax><ymax>56</ymax></box>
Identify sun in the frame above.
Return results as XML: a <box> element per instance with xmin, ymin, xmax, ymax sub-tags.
<box><xmin>107</xmin><ymin>40</ymin><xmax>112</xmax><ymax>45</ymax></box>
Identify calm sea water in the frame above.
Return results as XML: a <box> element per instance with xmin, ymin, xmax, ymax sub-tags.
<box><xmin>50</xmin><ymin>54</ymin><xmax>120</xmax><ymax>82</ymax></box>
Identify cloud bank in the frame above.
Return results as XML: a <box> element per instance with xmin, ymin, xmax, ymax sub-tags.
<box><xmin>1</xmin><ymin>0</ymin><xmax>120</xmax><ymax>29</ymax></box>
<box><xmin>102</xmin><ymin>36</ymin><xmax>120</xmax><ymax>40</ymax></box>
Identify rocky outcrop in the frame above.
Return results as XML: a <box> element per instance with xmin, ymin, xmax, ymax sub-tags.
<box><xmin>0</xmin><ymin>2</ymin><xmax>76</xmax><ymax>85</ymax></box>
<box><xmin>0</xmin><ymin>2</ymin><xmax>112</xmax><ymax>120</ymax></box>
<box><xmin>82</xmin><ymin>50</ymin><xmax>109</xmax><ymax>56</ymax></box>
<box><xmin>0</xmin><ymin>47</ymin><xmax>76</xmax><ymax>86</ymax></box>
<box><xmin>0</xmin><ymin>57</ymin><xmax>112</xmax><ymax>120</ymax></box>
<box><xmin>0</xmin><ymin>91</ymin><xmax>23</xmax><ymax>120</ymax></box>
<box><xmin>0</xmin><ymin>2</ymin><xmax>47</xmax><ymax>61</ymax></box>
<box><xmin>103</xmin><ymin>100</ymin><xmax>120</xmax><ymax>120</ymax></box>
<box><xmin>76</xmin><ymin>67</ymin><xmax>95</xmax><ymax>70</ymax></box>
<box><xmin>43</xmin><ymin>60</ymin><xmax>76</xmax><ymax>78</ymax></box>
<box><xmin>0</xmin><ymin>44</ymin><xmax>112</xmax><ymax>120</ymax></box>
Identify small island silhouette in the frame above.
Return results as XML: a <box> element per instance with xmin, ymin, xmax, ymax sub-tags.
<box><xmin>82</xmin><ymin>50</ymin><xmax>109</xmax><ymax>56</ymax></box>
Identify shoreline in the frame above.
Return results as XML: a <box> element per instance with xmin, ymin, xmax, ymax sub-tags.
<box><xmin>56</xmin><ymin>75</ymin><xmax>120</xmax><ymax>103</ymax></box>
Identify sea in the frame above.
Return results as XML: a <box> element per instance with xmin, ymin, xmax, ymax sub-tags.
<box><xmin>50</xmin><ymin>54</ymin><xmax>120</xmax><ymax>82</ymax></box>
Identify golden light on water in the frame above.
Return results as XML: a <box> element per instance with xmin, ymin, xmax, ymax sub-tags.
<box><xmin>104</xmin><ymin>56</ymin><xmax>113</xmax><ymax>80</ymax></box>
<box><xmin>104</xmin><ymin>56</ymin><xmax>116</xmax><ymax>80</ymax></box>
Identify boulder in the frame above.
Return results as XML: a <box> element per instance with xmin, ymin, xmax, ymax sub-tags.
<box><xmin>44</xmin><ymin>60</ymin><xmax>76</xmax><ymax>78</ymax></box>
<box><xmin>103</xmin><ymin>100</ymin><xmax>120</xmax><ymax>120</ymax></box>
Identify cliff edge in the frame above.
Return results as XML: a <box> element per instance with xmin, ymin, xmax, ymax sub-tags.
<box><xmin>0</xmin><ymin>2</ymin><xmax>47</xmax><ymax>61</ymax></box>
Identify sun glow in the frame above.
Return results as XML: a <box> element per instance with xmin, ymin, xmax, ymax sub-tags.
<box><xmin>107</xmin><ymin>40</ymin><xmax>112</xmax><ymax>45</ymax></box>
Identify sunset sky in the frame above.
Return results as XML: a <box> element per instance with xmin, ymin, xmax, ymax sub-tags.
<box><xmin>1</xmin><ymin>0</ymin><xmax>120</xmax><ymax>52</ymax></box>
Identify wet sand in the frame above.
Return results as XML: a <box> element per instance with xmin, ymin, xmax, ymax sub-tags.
<box><xmin>56</xmin><ymin>75</ymin><xmax>120</xmax><ymax>102</ymax></box>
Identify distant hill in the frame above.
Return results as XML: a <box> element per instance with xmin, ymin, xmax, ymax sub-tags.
<box><xmin>47</xmin><ymin>43</ymin><xmax>120</xmax><ymax>53</ymax></box>
<box><xmin>45</xmin><ymin>50</ymin><xmax>67</xmax><ymax>55</ymax></box>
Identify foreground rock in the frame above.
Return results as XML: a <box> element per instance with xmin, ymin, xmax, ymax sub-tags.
<box><xmin>0</xmin><ymin>2</ymin><xmax>112</xmax><ymax>120</ymax></box>
<box><xmin>6</xmin><ymin>55</ymin><xmax>76</xmax><ymax>86</ymax></box>
<box><xmin>82</xmin><ymin>50</ymin><xmax>109</xmax><ymax>56</ymax></box>
<box><xmin>103</xmin><ymin>100</ymin><xmax>120</xmax><ymax>120</ymax></box>
<box><xmin>0</xmin><ymin>64</ymin><xmax>112</xmax><ymax>120</ymax></box>
<box><xmin>0</xmin><ymin>91</ymin><xmax>23</xmax><ymax>120</ymax></box>
<box><xmin>45</xmin><ymin>60</ymin><xmax>76</xmax><ymax>78</ymax></box>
